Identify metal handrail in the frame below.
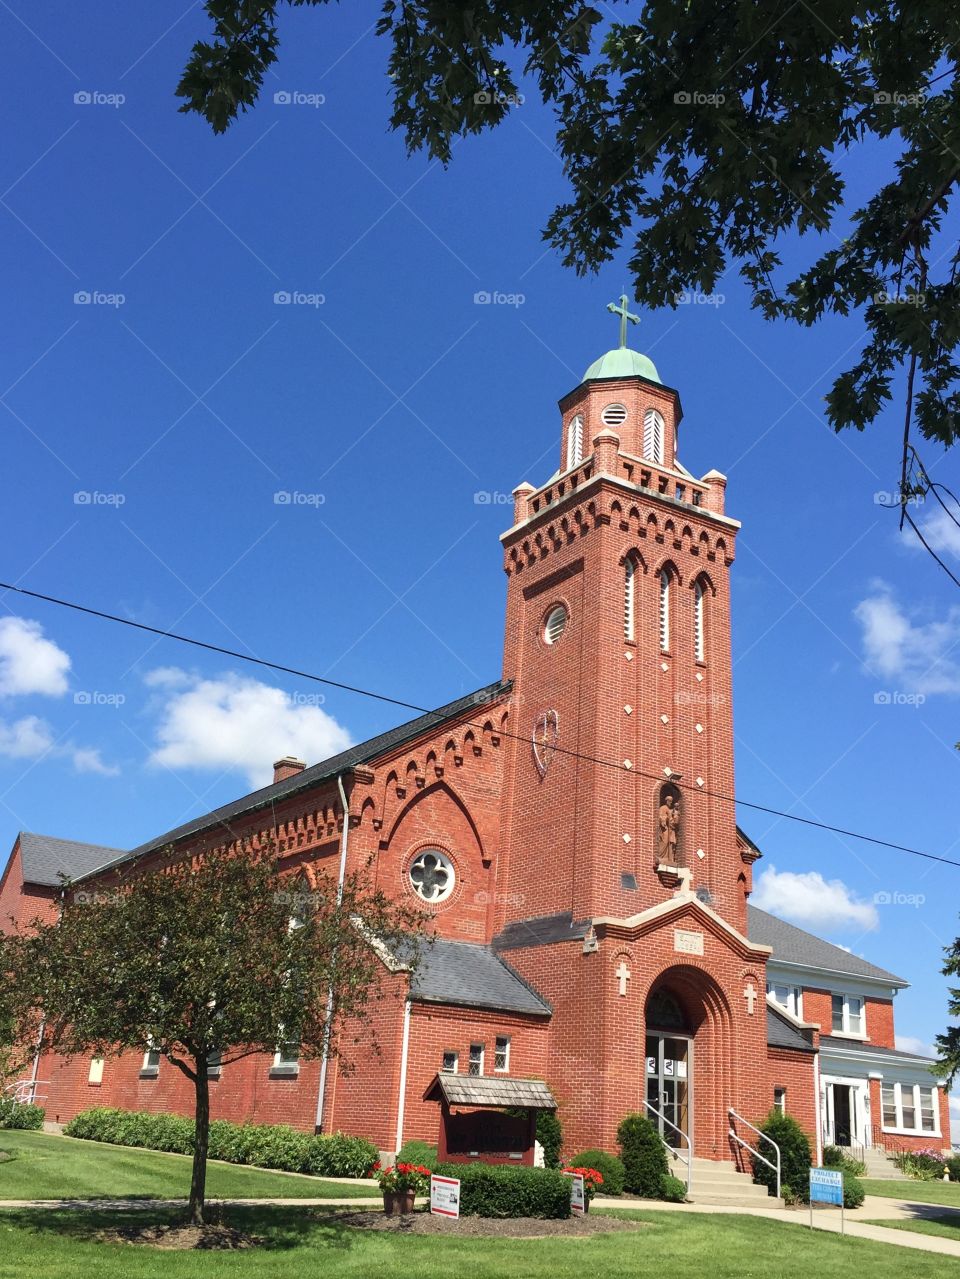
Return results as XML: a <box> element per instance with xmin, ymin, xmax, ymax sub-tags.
<box><xmin>644</xmin><ymin>1099</ymin><xmax>692</xmax><ymax>1195</ymax></box>
<box><xmin>4</xmin><ymin>1080</ymin><xmax>49</xmax><ymax>1105</ymax></box>
<box><xmin>728</xmin><ymin>1108</ymin><xmax>780</xmax><ymax>1200</ymax></box>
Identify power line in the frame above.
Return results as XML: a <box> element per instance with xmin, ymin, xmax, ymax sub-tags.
<box><xmin>1</xmin><ymin>575</ymin><xmax>958</xmax><ymax>870</ymax></box>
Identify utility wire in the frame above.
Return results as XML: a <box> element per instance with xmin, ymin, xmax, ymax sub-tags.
<box><xmin>1</xmin><ymin>576</ymin><xmax>958</xmax><ymax>870</ymax></box>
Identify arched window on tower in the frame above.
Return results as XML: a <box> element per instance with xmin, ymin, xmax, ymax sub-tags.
<box><xmin>659</xmin><ymin>569</ymin><xmax>671</xmax><ymax>652</ymax></box>
<box><xmin>566</xmin><ymin>414</ymin><xmax>584</xmax><ymax>470</ymax></box>
<box><xmin>624</xmin><ymin>554</ymin><xmax>638</xmax><ymax>641</ymax></box>
<box><xmin>643</xmin><ymin>408</ymin><xmax>664</xmax><ymax>464</ymax></box>
<box><xmin>694</xmin><ymin>579</ymin><xmax>705</xmax><ymax>661</ymax></box>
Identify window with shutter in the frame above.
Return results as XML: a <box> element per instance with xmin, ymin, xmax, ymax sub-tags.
<box><xmin>643</xmin><ymin>408</ymin><xmax>664</xmax><ymax>463</ymax></box>
<box><xmin>566</xmin><ymin>415</ymin><xmax>584</xmax><ymax>469</ymax></box>
<box><xmin>624</xmin><ymin>556</ymin><xmax>637</xmax><ymax>640</ymax></box>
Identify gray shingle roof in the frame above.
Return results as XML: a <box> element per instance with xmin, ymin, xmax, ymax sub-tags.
<box><xmin>747</xmin><ymin>904</ymin><xmax>906</xmax><ymax>986</ymax></box>
<box><xmin>493</xmin><ymin>912</ymin><xmax>591</xmax><ymax>951</ymax></box>
<box><xmin>16</xmin><ymin>833</ymin><xmax>124</xmax><ymax>888</ymax></box>
<box><xmin>411</xmin><ymin>939</ymin><xmax>551</xmax><ymax>1016</ymax></box>
<box><xmin>425</xmin><ymin>1074</ymin><xmax>557</xmax><ymax>1108</ymax></box>
<box><xmin>75</xmin><ymin>680</ymin><xmax>512</xmax><ymax>880</ymax></box>
<box><xmin>818</xmin><ymin>1036</ymin><xmax>936</xmax><ymax>1063</ymax></box>
<box><xmin>766</xmin><ymin>1003</ymin><xmax>816</xmax><ymax>1054</ymax></box>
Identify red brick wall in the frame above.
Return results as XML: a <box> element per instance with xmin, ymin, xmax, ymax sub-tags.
<box><xmin>0</xmin><ymin>841</ymin><xmax>60</xmax><ymax>934</ymax></box>
<box><xmin>801</xmin><ymin>988</ymin><xmax>896</xmax><ymax>1048</ymax></box>
<box><xmin>766</xmin><ymin>1047</ymin><xmax>820</xmax><ymax>1152</ymax></box>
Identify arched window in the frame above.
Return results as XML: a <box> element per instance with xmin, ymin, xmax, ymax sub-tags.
<box><xmin>659</xmin><ymin>569</ymin><xmax>671</xmax><ymax>652</ymax></box>
<box><xmin>694</xmin><ymin>580</ymin><xmax>705</xmax><ymax>661</ymax></box>
<box><xmin>646</xmin><ymin>987</ymin><xmax>688</xmax><ymax>1031</ymax></box>
<box><xmin>643</xmin><ymin>408</ymin><xmax>665</xmax><ymax>464</ymax></box>
<box><xmin>624</xmin><ymin>554</ymin><xmax>638</xmax><ymax>641</ymax></box>
<box><xmin>566</xmin><ymin>414</ymin><xmax>583</xmax><ymax>469</ymax></box>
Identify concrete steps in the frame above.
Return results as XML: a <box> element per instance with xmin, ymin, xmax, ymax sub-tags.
<box><xmin>666</xmin><ymin>1152</ymin><xmax>784</xmax><ymax>1208</ymax></box>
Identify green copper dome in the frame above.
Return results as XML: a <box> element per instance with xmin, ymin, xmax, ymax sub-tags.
<box><xmin>582</xmin><ymin>347</ymin><xmax>661</xmax><ymax>384</ymax></box>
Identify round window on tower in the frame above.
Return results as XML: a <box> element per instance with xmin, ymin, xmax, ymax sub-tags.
<box><xmin>543</xmin><ymin>604</ymin><xmax>568</xmax><ymax>645</ymax></box>
<box><xmin>601</xmin><ymin>402</ymin><xmax>628</xmax><ymax>427</ymax></box>
<box><xmin>409</xmin><ymin>849</ymin><xmax>456</xmax><ymax>903</ymax></box>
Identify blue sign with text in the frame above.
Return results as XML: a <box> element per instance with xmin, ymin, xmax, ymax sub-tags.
<box><xmin>809</xmin><ymin>1167</ymin><xmax>843</xmax><ymax>1206</ymax></box>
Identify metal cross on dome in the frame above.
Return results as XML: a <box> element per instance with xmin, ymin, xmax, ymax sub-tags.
<box><xmin>607</xmin><ymin>293</ymin><xmax>640</xmax><ymax>348</ymax></box>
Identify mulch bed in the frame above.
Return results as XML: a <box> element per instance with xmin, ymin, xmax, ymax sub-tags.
<box><xmin>314</xmin><ymin>1209</ymin><xmax>649</xmax><ymax>1238</ymax></box>
<box><xmin>95</xmin><ymin>1223</ymin><xmax>264</xmax><ymax>1250</ymax></box>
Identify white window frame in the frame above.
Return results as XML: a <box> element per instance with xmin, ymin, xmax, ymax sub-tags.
<box><xmin>468</xmin><ymin>1043</ymin><xmax>485</xmax><ymax>1076</ymax></box>
<box><xmin>880</xmin><ymin>1080</ymin><xmax>941</xmax><ymax>1136</ymax></box>
<box><xmin>624</xmin><ymin>555</ymin><xmax>637</xmax><ymax>641</ymax></box>
<box><xmin>441</xmin><ymin>1050</ymin><xmax>459</xmax><ymax>1073</ymax></box>
<box><xmin>88</xmin><ymin>1056</ymin><xmax>105</xmax><ymax>1085</ymax></box>
<box><xmin>830</xmin><ymin>992</ymin><xmax>866</xmax><ymax>1038</ymax></box>
<box><xmin>272</xmin><ymin>1024</ymin><xmax>300</xmax><ymax>1071</ymax></box>
<box><xmin>141</xmin><ymin>1045</ymin><xmax>161</xmax><ymax>1076</ymax></box>
<box><xmin>494</xmin><ymin>1036</ymin><xmax>511</xmax><ymax>1073</ymax></box>
<box><xmin>694</xmin><ymin>580</ymin><xmax>705</xmax><ymax>662</ymax></box>
<box><xmin>659</xmin><ymin>570</ymin><xmax>671</xmax><ymax>652</ymax></box>
<box><xmin>566</xmin><ymin>415</ymin><xmax>584</xmax><ymax>469</ymax></box>
<box><xmin>767</xmin><ymin>982</ymin><xmax>803</xmax><ymax>1020</ymax></box>
<box><xmin>773</xmin><ymin>1086</ymin><xmax>787</xmax><ymax>1114</ymax></box>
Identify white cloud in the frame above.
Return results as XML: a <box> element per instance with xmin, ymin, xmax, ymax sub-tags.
<box><xmin>147</xmin><ymin>669</ymin><xmax>352</xmax><ymax>788</ymax></box>
<box><xmin>854</xmin><ymin>583</ymin><xmax>960</xmax><ymax>696</ymax></box>
<box><xmin>0</xmin><ymin>617</ymin><xmax>70</xmax><ymax>697</ymax></box>
<box><xmin>71</xmin><ymin>747</ymin><xmax>120</xmax><ymax>777</ymax></box>
<box><xmin>0</xmin><ymin>714</ymin><xmax>54</xmax><ymax>758</ymax></box>
<box><xmin>911</xmin><ymin>506</ymin><xmax>960</xmax><ymax>560</ymax></box>
<box><xmin>752</xmin><ymin>864</ymin><xmax>879</xmax><ymax>933</ymax></box>
<box><xmin>0</xmin><ymin>715</ymin><xmax>118</xmax><ymax>776</ymax></box>
<box><xmin>895</xmin><ymin>1034</ymin><xmax>937</xmax><ymax>1059</ymax></box>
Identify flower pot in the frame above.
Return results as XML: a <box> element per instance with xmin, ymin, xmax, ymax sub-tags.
<box><xmin>382</xmin><ymin>1189</ymin><xmax>416</xmax><ymax>1216</ymax></box>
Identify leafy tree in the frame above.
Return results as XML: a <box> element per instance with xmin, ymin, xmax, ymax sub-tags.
<box><xmin>935</xmin><ymin>932</ymin><xmax>960</xmax><ymax>1087</ymax></box>
<box><xmin>179</xmin><ymin>2</ymin><xmax>960</xmax><ymax>448</ymax></box>
<box><xmin>3</xmin><ymin>848</ymin><xmax>424</xmax><ymax>1223</ymax></box>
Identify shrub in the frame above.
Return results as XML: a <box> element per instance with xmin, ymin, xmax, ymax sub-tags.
<box><xmin>822</xmin><ymin>1144</ymin><xmax>865</xmax><ymax>1177</ymax></box>
<box><xmin>616</xmin><ymin>1113</ymin><xmax>668</xmax><ymax>1198</ymax></box>
<box><xmin>436</xmin><ymin>1163</ymin><xmax>570</xmax><ymax>1218</ymax></box>
<box><xmin>65</xmin><ymin>1106</ymin><xmax>377</xmax><ymax>1178</ymax></box>
<box><xmin>395</xmin><ymin>1140</ymin><xmax>439</xmax><ymax>1173</ymax></box>
<box><xmin>536</xmin><ymin>1112</ymin><xmax>563</xmax><ymax>1169</ymax></box>
<box><xmin>749</xmin><ymin>1111</ymin><xmax>811</xmax><ymax>1200</ymax></box>
<box><xmin>660</xmin><ymin>1173</ymin><xmax>687</xmax><ymax>1202</ymax></box>
<box><xmin>893</xmin><ymin>1148</ymin><xmax>945</xmax><ymax>1181</ymax></box>
<box><xmin>842</xmin><ymin>1172</ymin><xmax>865</xmax><ymax>1208</ymax></box>
<box><xmin>306</xmin><ymin>1132</ymin><xmax>378</xmax><ymax>1179</ymax></box>
<box><xmin>947</xmin><ymin>1153</ymin><xmax>960</xmax><ymax>1183</ymax></box>
<box><xmin>0</xmin><ymin>1099</ymin><xmax>45</xmax><ymax>1130</ymax></box>
<box><xmin>571</xmin><ymin>1149</ymin><xmax>625</xmax><ymax>1196</ymax></box>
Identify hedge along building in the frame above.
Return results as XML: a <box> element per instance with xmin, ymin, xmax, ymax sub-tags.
<box><xmin>0</xmin><ymin>308</ymin><xmax>950</xmax><ymax>1172</ymax></box>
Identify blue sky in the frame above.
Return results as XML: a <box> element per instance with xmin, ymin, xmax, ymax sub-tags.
<box><xmin>2</xmin><ymin>4</ymin><xmax>959</xmax><ymax>1086</ymax></box>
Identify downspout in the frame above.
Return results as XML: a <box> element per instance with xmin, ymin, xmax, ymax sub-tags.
<box><xmin>813</xmin><ymin>1049</ymin><xmax>823</xmax><ymax>1166</ymax></box>
<box><xmin>314</xmin><ymin>771</ymin><xmax>352</xmax><ymax>1131</ymax></box>
<box><xmin>394</xmin><ymin>998</ymin><xmax>412</xmax><ymax>1155</ymax></box>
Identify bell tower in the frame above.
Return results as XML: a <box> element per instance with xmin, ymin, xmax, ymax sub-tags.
<box><xmin>495</xmin><ymin>302</ymin><xmax>749</xmax><ymax>935</ymax></box>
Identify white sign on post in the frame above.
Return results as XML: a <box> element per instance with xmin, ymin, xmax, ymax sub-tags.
<box><xmin>430</xmin><ymin>1173</ymin><xmax>461</xmax><ymax>1218</ymax></box>
<box><xmin>809</xmin><ymin>1167</ymin><xmax>844</xmax><ymax>1235</ymax></box>
<box><xmin>563</xmin><ymin>1170</ymin><xmax>586</xmax><ymax>1216</ymax></box>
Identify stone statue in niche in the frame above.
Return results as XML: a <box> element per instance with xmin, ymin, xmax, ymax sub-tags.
<box><xmin>657</xmin><ymin>787</ymin><xmax>682</xmax><ymax>864</ymax></box>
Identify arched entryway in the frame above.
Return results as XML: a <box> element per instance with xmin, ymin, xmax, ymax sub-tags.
<box><xmin>644</xmin><ymin>966</ymin><xmax>736</xmax><ymax>1161</ymax></box>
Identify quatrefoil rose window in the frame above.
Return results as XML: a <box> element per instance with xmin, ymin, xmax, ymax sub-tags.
<box><xmin>409</xmin><ymin>849</ymin><xmax>456</xmax><ymax>904</ymax></box>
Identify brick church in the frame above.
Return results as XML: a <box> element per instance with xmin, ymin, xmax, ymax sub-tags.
<box><xmin>1</xmin><ymin>311</ymin><xmax>949</xmax><ymax>1178</ymax></box>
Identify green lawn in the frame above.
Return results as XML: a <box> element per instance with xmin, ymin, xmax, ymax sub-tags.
<box><xmin>0</xmin><ymin>1131</ymin><xmax>378</xmax><ymax>1201</ymax></box>
<box><xmin>0</xmin><ymin>1206</ymin><xmax>952</xmax><ymax>1279</ymax></box>
<box><xmin>863</xmin><ymin>1179</ymin><xmax>960</xmax><ymax>1207</ymax></box>
<box><xmin>863</xmin><ymin>1215</ymin><xmax>960</xmax><ymax>1242</ymax></box>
